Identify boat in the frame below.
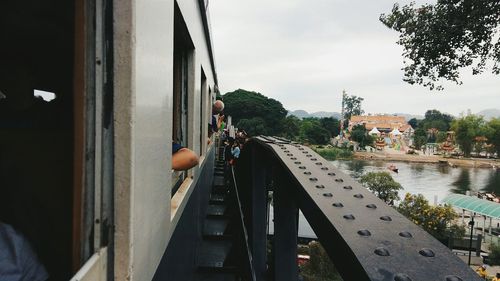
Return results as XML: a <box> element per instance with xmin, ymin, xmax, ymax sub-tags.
<box><xmin>387</xmin><ymin>164</ymin><xmax>398</xmax><ymax>173</ymax></box>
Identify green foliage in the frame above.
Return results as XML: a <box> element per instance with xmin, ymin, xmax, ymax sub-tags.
<box><xmin>380</xmin><ymin>1</ymin><xmax>500</xmax><ymax>90</ymax></box>
<box><xmin>421</xmin><ymin>109</ymin><xmax>454</xmax><ymax>132</ymax></box>
<box><xmin>343</xmin><ymin>93</ymin><xmax>364</xmax><ymax>128</ymax></box>
<box><xmin>397</xmin><ymin>193</ymin><xmax>461</xmax><ymax>240</ymax></box>
<box><xmin>300</xmin><ymin>118</ymin><xmax>331</xmax><ymax>144</ymax></box>
<box><xmin>281</xmin><ymin>115</ymin><xmax>301</xmax><ymax>141</ymax></box>
<box><xmin>301</xmin><ymin>241</ymin><xmax>343</xmax><ymax>281</ymax></box>
<box><xmin>360</xmin><ymin>172</ymin><xmax>403</xmax><ymax>203</ymax></box>
<box><xmin>413</xmin><ymin>127</ymin><xmax>427</xmax><ymax>150</ymax></box>
<box><xmin>488</xmin><ymin>243</ymin><xmax>500</xmax><ymax>266</ymax></box>
<box><xmin>350</xmin><ymin>124</ymin><xmax>374</xmax><ymax>147</ymax></box>
<box><xmin>236</xmin><ymin>117</ymin><xmax>267</xmax><ymax>136</ymax></box>
<box><xmin>222</xmin><ymin>89</ymin><xmax>287</xmax><ymax>135</ymax></box>
<box><xmin>320</xmin><ymin>117</ymin><xmax>340</xmax><ymax>138</ymax></box>
<box><xmin>408</xmin><ymin>118</ymin><xmax>418</xmax><ymax>129</ymax></box>
<box><xmin>486</xmin><ymin>118</ymin><xmax>500</xmax><ymax>157</ymax></box>
<box><xmin>313</xmin><ymin>147</ymin><xmax>353</xmax><ymax>160</ymax></box>
<box><xmin>451</xmin><ymin>115</ymin><xmax>486</xmax><ymax>157</ymax></box>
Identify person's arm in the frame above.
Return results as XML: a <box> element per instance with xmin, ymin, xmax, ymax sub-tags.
<box><xmin>172</xmin><ymin>148</ymin><xmax>199</xmax><ymax>170</ymax></box>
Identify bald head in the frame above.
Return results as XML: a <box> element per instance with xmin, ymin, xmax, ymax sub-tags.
<box><xmin>213</xmin><ymin>100</ymin><xmax>224</xmax><ymax>114</ymax></box>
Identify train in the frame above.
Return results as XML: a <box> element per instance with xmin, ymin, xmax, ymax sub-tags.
<box><xmin>0</xmin><ymin>0</ymin><xmax>218</xmax><ymax>280</ymax></box>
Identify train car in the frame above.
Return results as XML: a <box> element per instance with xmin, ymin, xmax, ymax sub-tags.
<box><xmin>0</xmin><ymin>0</ymin><xmax>218</xmax><ymax>280</ymax></box>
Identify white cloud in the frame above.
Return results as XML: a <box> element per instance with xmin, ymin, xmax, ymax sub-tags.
<box><xmin>211</xmin><ymin>0</ymin><xmax>499</xmax><ymax>116</ymax></box>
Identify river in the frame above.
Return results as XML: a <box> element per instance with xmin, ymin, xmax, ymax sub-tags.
<box><xmin>269</xmin><ymin>159</ymin><xmax>500</xmax><ymax>238</ymax></box>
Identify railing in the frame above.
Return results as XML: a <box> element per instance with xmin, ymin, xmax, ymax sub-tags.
<box><xmin>234</xmin><ymin>136</ymin><xmax>482</xmax><ymax>281</ymax></box>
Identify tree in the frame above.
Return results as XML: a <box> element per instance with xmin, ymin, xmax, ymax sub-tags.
<box><xmin>421</xmin><ymin>109</ymin><xmax>454</xmax><ymax>132</ymax></box>
<box><xmin>236</xmin><ymin>117</ymin><xmax>267</xmax><ymax>137</ymax></box>
<box><xmin>408</xmin><ymin>118</ymin><xmax>419</xmax><ymax>129</ymax></box>
<box><xmin>343</xmin><ymin>93</ymin><xmax>364</xmax><ymax>128</ymax></box>
<box><xmin>320</xmin><ymin>117</ymin><xmax>340</xmax><ymax>138</ymax></box>
<box><xmin>486</xmin><ymin>118</ymin><xmax>500</xmax><ymax>157</ymax></box>
<box><xmin>397</xmin><ymin>193</ymin><xmax>465</xmax><ymax>240</ymax></box>
<box><xmin>300</xmin><ymin>118</ymin><xmax>331</xmax><ymax>145</ymax></box>
<box><xmin>360</xmin><ymin>172</ymin><xmax>403</xmax><ymax>203</ymax></box>
<box><xmin>223</xmin><ymin>89</ymin><xmax>287</xmax><ymax>135</ymax></box>
<box><xmin>451</xmin><ymin>115</ymin><xmax>486</xmax><ymax>157</ymax></box>
<box><xmin>281</xmin><ymin>115</ymin><xmax>301</xmax><ymax>140</ymax></box>
<box><xmin>350</xmin><ymin>124</ymin><xmax>374</xmax><ymax>148</ymax></box>
<box><xmin>413</xmin><ymin>127</ymin><xmax>427</xmax><ymax>150</ymax></box>
<box><xmin>380</xmin><ymin>1</ymin><xmax>500</xmax><ymax>90</ymax></box>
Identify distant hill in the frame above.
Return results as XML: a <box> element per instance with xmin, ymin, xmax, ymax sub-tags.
<box><xmin>288</xmin><ymin>110</ymin><xmax>341</xmax><ymax>119</ymax></box>
<box><xmin>477</xmin><ymin>109</ymin><xmax>500</xmax><ymax>120</ymax></box>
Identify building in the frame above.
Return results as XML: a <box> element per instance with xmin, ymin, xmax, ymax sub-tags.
<box><xmin>348</xmin><ymin>115</ymin><xmax>408</xmax><ymax>133</ymax></box>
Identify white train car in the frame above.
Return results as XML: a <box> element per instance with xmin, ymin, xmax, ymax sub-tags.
<box><xmin>0</xmin><ymin>0</ymin><xmax>218</xmax><ymax>280</ymax></box>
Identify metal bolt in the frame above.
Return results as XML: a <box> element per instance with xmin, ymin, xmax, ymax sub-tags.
<box><xmin>343</xmin><ymin>214</ymin><xmax>355</xmax><ymax>220</ymax></box>
<box><xmin>332</xmin><ymin>202</ymin><xmax>344</xmax><ymax>207</ymax></box>
<box><xmin>311</xmin><ymin>158</ymin><xmax>317</xmax><ymax>161</ymax></box>
<box><xmin>343</xmin><ymin>186</ymin><xmax>353</xmax><ymax>190</ymax></box>
<box><xmin>328</xmin><ymin>172</ymin><xmax>336</xmax><ymax>176</ymax></box>
<box><xmin>294</xmin><ymin>161</ymin><xmax>301</xmax><ymax>164</ymax></box>
<box><xmin>303</xmin><ymin>171</ymin><xmax>311</xmax><ymax>175</ymax></box>
<box><xmin>353</xmin><ymin>194</ymin><xmax>364</xmax><ymax>199</ymax></box>
<box><xmin>399</xmin><ymin>231</ymin><xmax>413</xmax><ymax>238</ymax></box>
<box><xmin>315</xmin><ymin>185</ymin><xmax>325</xmax><ymax>189</ymax></box>
<box><xmin>335</xmin><ymin>178</ymin><xmax>344</xmax><ymax>182</ymax></box>
<box><xmin>309</xmin><ymin>177</ymin><xmax>318</xmax><ymax>182</ymax></box>
<box><xmin>380</xmin><ymin>216</ymin><xmax>392</xmax><ymax>221</ymax></box>
<box><xmin>444</xmin><ymin>276</ymin><xmax>463</xmax><ymax>281</ymax></box>
<box><xmin>299</xmin><ymin>166</ymin><xmax>306</xmax><ymax>169</ymax></box>
<box><xmin>419</xmin><ymin>248</ymin><xmax>435</xmax><ymax>257</ymax></box>
<box><xmin>357</xmin><ymin>229</ymin><xmax>371</xmax><ymax>236</ymax></box>
<box><xmin>374</xmin><ymin>247</ymin><xmax>390</xmax><ymax>256</ymax></box>
<box><xmin>315</xmin><ymin>162</ymin><xmax>322</xmax><ymax>165</ymax></box>
<box><xmin>366</xmin><ymin>204</ymin><xmax>377</xmax><ymax>209</ymax></box>
<box><xmin>321</xmin><ymin>167</ymin><xmax>329</xmax><ymax>170</ymax></box>
<box><xmin>323</xmin><ymin>193</ymin><xmax>333</xmax><ymax>197</ymax></box>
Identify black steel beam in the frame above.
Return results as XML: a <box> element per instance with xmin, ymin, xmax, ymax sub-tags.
<box><xmin>245</xmin><ymin>136</ymin><xmax>482</xmax><ymax>281</ymax></box>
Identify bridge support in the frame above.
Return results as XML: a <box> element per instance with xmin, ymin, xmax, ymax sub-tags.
<box><xmin>274</xmin><ymin>169</ymin><xmax>298</xmax><ymax>281</ymax></box>
<box><xmin>250</xmin><ymin>148</ymin><xmax>268</xmax><ymax>281</ymax></box>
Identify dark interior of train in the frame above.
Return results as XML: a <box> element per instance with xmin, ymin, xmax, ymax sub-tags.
<box><xmin>0</xmin><ymin>1</ymin><xmax>75</xmax><ymax>280</ymax></box>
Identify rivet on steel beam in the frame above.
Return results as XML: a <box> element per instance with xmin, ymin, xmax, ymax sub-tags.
<box><xmin>303</xmin><ymin>172</ymin><xmax>311</xmax><ymax>175</ymax></box>
<box><xmin>309</xmin><ymin>177</ymin><xmax>318</xmax><ymax>182</ymax></box>
<box><xmin>323</xmin><ymin>193</ymin><xmax>333</xmax><ymax>197</ymax></box>
<box><xmin>328</xmin><ymin>172</ymin><xmax>336</xmax><ymax>176</ymax></box>
<box><xmin>399</xmin><ymin>231</ymin><xmax>413</xmax><ymax>238</ymax></box>
<box><xmin>343</xmin><ymin>214</ymin><xmax>355</xmax><ymax>220</ymax></box>
<box><xmin>311</xmin><ymin>158</ymin><xmax>318</xmax><ymax>161</ymax></box>
<box><xmin>315</xmin><ymin>185</ymin><xmax>325</xmax><ymax>189</ymax></box>
<box><xmin>357</xmin><ymin>229</ymin><xmax>371</xmax><ymax>236</ymax></box>
<box><xmin>332</xmin><ymin>202</ymin><xmax>343</xmax><ymax>207</ymax></box>
<box><xmin>291</xmin><ymin>157</ymin><xmax>297</xmax><ymax>160</ymax></box>
<box><xmin>306</xmin><ymin>154</ymin><xmax>312</xmax><ymax>157</ymax></box>
<box><xmin>335</xmin><ymin>178</ymin><xmax>344</xmax><ymax>182</ymax></box>
<box><xmin>284</xmin><ymin>150</ymin><xmax>290</xmax><ymax>153</ymax></box>
<box><xmin>380</xmin><ymin>216</ymin><xmax>392</xmax><ymax>221</ymax></box>
<box><xmin>374</xmin><ymin>247</ymin><xmax>390</xmax><ymax>256</ymax></box>
<box><xmin>366</xmin><ymin>204</ymin><xmax>377</xmax><ymax>209</ymax></box>
<box><xmin>353</xmin><ymin>194</ymin><xmax>364</xmax><ymax>199</ymax></box>
<box><xmin>445</xmin><ymin>276</ymin><xmax>463</xmax><ymax>281</ymax></box>
<box><xmin>343</xmin><ymin>185</ymin><xmax>352</xmax><ymax>190</ymax></box>
<box><xmin>419</xmin><ymin>248</ymin><xmax>435</xmax><ymax>257</ymax></box>
<box><xmin>287</xmin><ymin>153</ymin><xmax>293</xmax><ymax>156</ymax></box>
<box><xmin>298</xmin><ymin>147</ymin><xmax>304</xmax><ymax>150</ymax></box>
<box><xmin>315</xmin><ymin>162</ymin><xmax>322</xmax><ymax>165</ymax></box>
<box><xmin>280</xmin><ymin>147</ymin><xmax>286</xmax><ymax>150</ymax></box>
<box><xmin>294</xmin><ymin>161</ymin><xmax>301</xmax><ymax>164</ymax></box>
<box><xmin>321</xmin><ymin>167</ymin><xmax>329</xmax><ymax>170</ymax></box>
<box><xmin>394</xmin><ymin>273</ymin><xmax>412</xmax><ymax>281</ymax></box>
<box><xmin>299</xmin><ymin>166</ymin><xmax>306</xmax><ymax>169</ymax></box>
<box><xmin>302</xmin><ymin>151</ymin><xmax>308</xmax><ymax>154</ymax></box>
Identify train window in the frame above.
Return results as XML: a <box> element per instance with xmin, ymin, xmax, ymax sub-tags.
<box><xmin>172</xmin><ymin>2</ymin><xmax>195</xmax><ymax>195</ymax></box>
<box><xmin>0</xmin><ymin>0</ymin><xmax>76</xmax><ymax>279</ymax></box>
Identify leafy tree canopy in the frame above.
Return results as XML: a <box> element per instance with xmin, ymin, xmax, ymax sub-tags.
<box><xmin>397</xmin><ymin>193</ymin><xmax>464</xmax><ymax>240</ymax></box>
<box><xmin>380</xmin><ymin>1</ymin><xmax>500</xmax><ymax>90</ymax></box>
<box><xmin>486</xmin><ymin>118</ymin><xmax>500</xmax><ymax>157</ymax></box>
<box><xmin>343</xmin><ymin>93</ymin><xmax>364</xmax><ymax>128</ymax></box>
<box><xmin>300</xmin><ymin>118</ymin><xmax>331</xmax><ymax>145</ymax></box>
<box><xmin>223</xmin><ymin>89</ymin><xmax>287</xmax><ymax>135</ymax></box>
<box><xmin>360</xmin><ymin>172</ymin><xmax>402</xmax><ymax>203</ymax></box>
<box><xmin>350</xmin><ymin>124</ymin><xmax>374</xmax><ymax>148</ymax></box>
<box><xmin>451</xmin><ymin>115</ymin><xmax>486</xmax><ymax>157</ymax></box>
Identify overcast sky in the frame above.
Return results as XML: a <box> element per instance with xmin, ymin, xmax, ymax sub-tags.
<box><xmin>210</xmin><ymin>0</ymin><xmax>499</xmax><ymax>116</ymax></box>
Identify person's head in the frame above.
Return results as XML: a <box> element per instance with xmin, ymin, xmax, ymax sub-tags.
<box><xmin>496</xmin><ymin>272</ymin><xmax>500</xmax><ymax>278</ymax></box>
<box><xmin>213</xmin><ymin>100</ymin><xmax>224</xmax><ymax>114</ymax></box>
<box><xmin>482</xmin><ymin>265</ymin><xmax>487</xmax><ymax>269</ymax></box>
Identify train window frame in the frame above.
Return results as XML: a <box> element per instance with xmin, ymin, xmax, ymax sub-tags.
<box><xmin>171</xmin><ymin>2</ymin><xmax>195</xmax><ymax>196</ymax></box>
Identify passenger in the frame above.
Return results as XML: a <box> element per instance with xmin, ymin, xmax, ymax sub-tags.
<box><xmin>476</xmin><ymin>264</ymin><xmax>488</xmax><ymax>279</ymax></box>
<box><xmin>0</xmin><ymin>222</ymin><xmax>48</xmax><ymax>281</ymax></box>
<box><xmin>230</xmin><ymin>140</ymin><xmax>241</xmax><ymax>165</ymax></box>
<box><xmin>493</xmin><ymin>272</ymin><xmax>500</xmax><ymax>281</ymax></box>
<box><xmin>211</xmin><ymin>100</ymin><xmax>224</xmax><ymax>134</ymax></box>
<box><xmin>172</xmin><ymin>142</ymin><xmax>199</xmax><ymax>171</ymax></box>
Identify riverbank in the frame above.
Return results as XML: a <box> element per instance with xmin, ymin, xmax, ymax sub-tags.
<box><xmin>354</xmin><ymin>151</ymin><xmax>500</xmax><ymax>168</ymax></box>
